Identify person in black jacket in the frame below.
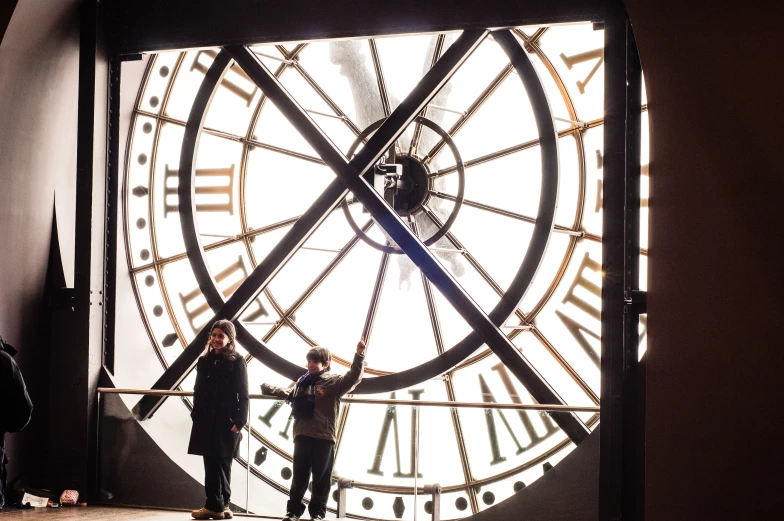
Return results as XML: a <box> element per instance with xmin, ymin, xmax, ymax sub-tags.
<box><xmin>188</xmin><ymin>320</ymin><xmax>249</xmax><ymax>520</ymax></box>
<box><xmin>0</xmin><ymin>336</ymin><xmax>33</xmax><ymax>511</ymax></box>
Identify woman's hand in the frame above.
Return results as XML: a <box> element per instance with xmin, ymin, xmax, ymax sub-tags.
<box><xmin>231</xmin><ymin>424</ymin><xmax>239</xmax><ymax>434</ymax></box>
<box><xmin>356</xmin><ymin>339</ymin><xmax>367</xmax><ymax>355</ymax></box>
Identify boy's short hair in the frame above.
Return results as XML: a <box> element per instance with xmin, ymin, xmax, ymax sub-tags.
<box><xmin>306</xmin><ymin>346</ymin><xmax>332</xmax><ymax>372</ymax></box>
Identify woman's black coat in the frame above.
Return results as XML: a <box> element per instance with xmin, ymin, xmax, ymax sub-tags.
<box><xmin>188</xmin><ymin>352</ymin><xmax>249</xmax><ymax>458</ymax></box>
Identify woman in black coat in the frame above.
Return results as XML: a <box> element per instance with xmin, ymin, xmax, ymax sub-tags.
<box><xmin>189</xmin><ymin>320</ymin><xmax>249</xmax><ymax>520</ymax></box>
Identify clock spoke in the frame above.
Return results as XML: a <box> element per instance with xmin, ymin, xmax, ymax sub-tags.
<box><xmin>420</xmin><ymin>207</ymin><xmax>507</xmax><ymax>300</ymax></box>
<box><xmin>420</xmin><ymin>205</ymin><xmax>534</xmax><ymax>341</ymax></box>
<box><xmin>278</xmin><ymin>220</ymin><xmax>375</xmax><ymax>336</ymax></box>
<box><xmin>431</xmin><ymin>136</ymin><xmax>545</xmax><ymax>179</ymax></box>
<box><xmin>429</xmin><ymin>191</ymin><xmax>583</xmax><ymax>236</ymax></box>
<box><xmin>131</xmin><ymin>204</ymin><xmax>361</xmax><ymax>274</ymax></box>
<box><xmin>334</xmin><ymin>241</ymin><xmax>391</xmax><ymax>462</ymax></box>
<box><xmin>246</xmin><ymin>138</ymin><xmax>326</xmax><ymax>166</ymax></box>
<box><xmin>431</xmin><ymin>116</ymin><xmax>604</xmax><ymax>179</ymax></box>
<box><xmin>530</xmin><ymin>325</ymin><xmax>600</xmax><ymax>405</ymax></box>
<box><xmin>416</xmin><ymin>217</ymin><xmax>480</xmax><ymax>512</ymax></box>
<box><xmin>333</xmin><ymin>395</ymin><xmax>353</xmax><ymax>463</ymax></box>
<box><xmin>368</xmin><ymin>39</ymin><xmax>392</xmax><ymax>118</ymax></box>
<box><xmin>246</xmin><ymin>219</ymin><xmax>379</xmax><ymax>374</ymax></box>
<box><xmin>361</xmin><ymin>244</ymin><xmax>393</xmax><ymax>350</ymax></box>
<box><xmin>135</xmin><ymin>106</ymin><xmax>329</xmax><ymax>168</ymax></box>
<box><xmin>409</xmin><ymin>34</ymin><xmax>446</xmax><ymax>157</ymax></box>
<box><xmin>423</xmin><ymin>62</ymin><xmax>515</xmax><ymax>165</ymax></box>
<box><xmin>291</xmin><ymin>60</ymin><xmax>364</xmax><ymax>137</ymax></box>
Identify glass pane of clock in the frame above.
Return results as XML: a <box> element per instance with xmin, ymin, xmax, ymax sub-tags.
<box><xmin>119</xmin><ymin>21</ymin><xmax>648</xmax><ymax>520</ymax></box>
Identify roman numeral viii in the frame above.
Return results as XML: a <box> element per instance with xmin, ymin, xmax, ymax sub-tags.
<box><xmin>481</xmin><ymin>364</ymin><xmax>559</xmax><ymax>465</ymax></box>
<box><xmin>178</xmin><ymin>256</ymin><xmax>269</xmax><ymax>333</ymax></box>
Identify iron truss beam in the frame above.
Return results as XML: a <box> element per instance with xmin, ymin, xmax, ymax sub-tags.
<box><xmin>105</xmin><ymin>0</ymin><xmax>604</xmax><ymax>55</ymax></box>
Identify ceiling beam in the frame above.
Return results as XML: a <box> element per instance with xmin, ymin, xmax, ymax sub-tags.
<box><xmin>105</xmin><ymin>0</ymin><xmax>604</xmax><ymax>55</ymax></box>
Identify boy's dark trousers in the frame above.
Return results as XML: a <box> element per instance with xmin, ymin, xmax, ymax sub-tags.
<box><xmin>203</xmin><ymin>455</ymin><xmax>232</xmax><ymax>512</ymax></box>
<box><xmin>288</xmin><ymin>435</ymin><xmax>335</xmax><ymax>519</ymax></box>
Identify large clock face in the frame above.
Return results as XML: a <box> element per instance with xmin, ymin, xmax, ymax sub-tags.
<box><xmin>124</xmin><ymin>24</ymin><xmax>648</xmax><ymax>519</ymax></box>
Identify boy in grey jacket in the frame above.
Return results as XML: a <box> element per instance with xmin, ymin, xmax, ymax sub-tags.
<box><xmin>261</xmin><ymin>340</ymin><xmax>366</xmax><ymax>521</ymax></box>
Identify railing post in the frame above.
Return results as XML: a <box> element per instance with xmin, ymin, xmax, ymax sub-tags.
<box><xmin>246</xmin><ymin>399</ymin><xmax>251</xmax><ymax>515</ymax></box>
<box><xmin>414</xmin><ymin>404</ymin><xmax>420</xmax><ymax>521</ymax></box>
<box><xmin>337</xmin><ymin>477</ymin><xmax>353</xmax><ymax>518</ymax></box>
<box><xmin>424</xmin><ymin>484</ymin><xmax>441</xmax><ymax>521</ymax></box>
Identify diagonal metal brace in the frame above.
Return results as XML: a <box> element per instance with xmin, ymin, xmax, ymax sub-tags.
<box><xmin>228</xmin><ymin>32</ymin><xmax>589</xmax><ymax>443</ymax></box>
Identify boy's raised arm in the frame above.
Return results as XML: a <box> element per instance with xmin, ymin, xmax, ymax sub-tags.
<box><xmin>336</xmin><ymin>339</ymin><xmax>366</xmax><ymax>396</ymax></box>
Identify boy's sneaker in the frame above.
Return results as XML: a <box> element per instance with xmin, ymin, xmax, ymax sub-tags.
<box><xmin>310</xmin><ymin>516</ymin><xmax>324</xmax><ymax>521</ymax></box>
<box><xmin>192</xmin><ymin>507</ymin><xmax>225</xmax><ymax>520</ymax></box>
<box><xmin>282</xmin><ymin>513</ymin><xmax>300</xmax><ymax>521</ymax></box>
<box><xmin>223</xmin><ymin>506</ymin><xmax>234</xmax><ymax>519</ymax></box>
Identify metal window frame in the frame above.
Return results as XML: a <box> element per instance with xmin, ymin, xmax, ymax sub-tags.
<box><xmin>85</xmin><ymin>0</ymin><xmax>645</xmax><ymax>516</ymax></box>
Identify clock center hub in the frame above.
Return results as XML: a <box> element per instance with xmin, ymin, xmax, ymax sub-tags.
<box><xmin>371</xmin><ymin>153</ymin><xmax>430</xmax><ymax>217</ymax></box>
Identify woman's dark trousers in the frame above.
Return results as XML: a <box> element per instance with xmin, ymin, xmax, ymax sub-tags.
<box><xmin>287</xmin><ymin>436</ymin><xmax>335</xmax><ymax>519</ymax></box>
<box><xmin>203</xmin><ymin>455</ymin><xmax>233</xmax><ymax>512</ymax></box>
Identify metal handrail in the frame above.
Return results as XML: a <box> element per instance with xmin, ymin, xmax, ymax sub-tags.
<box><xmin>97</xmin><ymin>386</ymin><xmax>599</xmax><ymax>518</ymax></box>
<box><xmin>96</xmin><ymin>388</ymin><xmax>599</xmax><ymax>412</ymax></box>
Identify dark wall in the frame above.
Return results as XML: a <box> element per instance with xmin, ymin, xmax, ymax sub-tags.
<box><xmin>0</xmin><ymin>0</ymin><xmax>79</xmax><ymax>488</ymax></box>
<box><xmin>625</xmin><ymin>1</ymin><xmax>784</xmax><ymax>519</ymax></box>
